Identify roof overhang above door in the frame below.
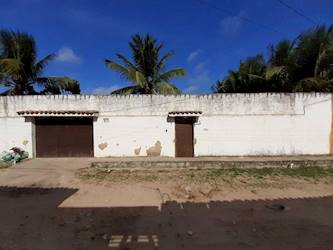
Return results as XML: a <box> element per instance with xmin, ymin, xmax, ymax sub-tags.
<box><xmin>168</xmin><ymin>111</ymin><xmax>202</xmax><ymax>117</ymax></box>
<box><xmin>17</xmin><ymin>110</ymin><xmax>99</xmax><ymax>117</ymax></box>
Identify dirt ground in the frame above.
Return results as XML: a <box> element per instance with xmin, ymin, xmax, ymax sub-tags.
<box><xmin>77</xmin><ymin>164</ymin><xmax>333</xmax><ymax>203</ymax></box>
<box><xmin>0</xmin><ymin>158</ymin><xmax>333</xmax><ymax>249</ymax></box>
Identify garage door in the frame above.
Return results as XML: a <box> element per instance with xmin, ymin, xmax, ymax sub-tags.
<box><xmin>35</xmin><ymin>118</ymin><xmax>93</xmax><ymax>157</ymax></box>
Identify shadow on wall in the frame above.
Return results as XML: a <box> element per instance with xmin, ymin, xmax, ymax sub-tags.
<box><xmin>0</xmin><ymin>186</ymin><xmax>332</xmax><ymax>249</ymax></box>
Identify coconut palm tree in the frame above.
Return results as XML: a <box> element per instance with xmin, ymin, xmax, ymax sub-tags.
<box><xmin>293</xmin><ymin>25</ymin><xmax>333</xmax><ymax>91</ymax></box>
<box><xmin>213</xmin><ymin>54</ymin><xmax>268</xmax><ymax>93</ymax></box>
<box><xmin>105</xmin><ymin>34</ymin><xmax>185</xmax><ymax>94</ymax></box>
<box><xmin>214</xmin><ymin>25</ymin><xmax>333</xmax><ymax>93</ymax></box>
<box><xmin>265</xmin><ymin>40</ymin><xmax>296</xmax><ymax>91</ymax></box>
<box><xmin>0</xmin><ymin>30</ymin><xmax>80</xmax><ymax>95</ymax></box>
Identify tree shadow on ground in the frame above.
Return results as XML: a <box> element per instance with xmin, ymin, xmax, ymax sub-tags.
<box><xmin>0</xmin><ymin>186</ymin><xmax>332</xmax><ymax>250</ymax></box>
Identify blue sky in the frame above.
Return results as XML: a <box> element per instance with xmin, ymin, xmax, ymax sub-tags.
<box><xmin>0</xmin><ymin>0</ymin><xmax>332</xmax><ymax>94</ymax></box>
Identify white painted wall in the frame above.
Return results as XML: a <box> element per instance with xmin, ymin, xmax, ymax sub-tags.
<box><xmin>0</xmin><ymin>117</ymin><xmax>33</xmax><ymax>157</ymax></box>
<box><xmin>94</xmin><ymin>116</ymin><xmax>175</xmax><ymax>157</ymax></box>
<box><xmin>194</xmin><ymin>94</ymin><xmax>332</xmax><ymax>156</ymax></box>
<box><xmin>0</xmin><ymin>93</ymin><xmax>331</xmax><ymax>157</ymax></box>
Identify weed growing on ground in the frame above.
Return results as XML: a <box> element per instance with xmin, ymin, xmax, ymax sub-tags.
<box><xmin>77</xmin><ymin>165</ymin><xmax>333</xmax><ymax>185</ymax></box>
<box><xmin>0</xmin><ymin>161</ymin><xmax>11</xmax><ymax>169</ymax></box>
<box><xmin>188</xmin><ymin>166</ymin><xmax>333</xmax><ymax>183</ymax></box>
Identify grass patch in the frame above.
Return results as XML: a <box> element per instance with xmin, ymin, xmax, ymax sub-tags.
<box><xmin>77</xmin><ymin>165</ymin><xmax>333</xmax><ymax>184</ymax></box>
<box><xmin>190</xmin><ymin>166</ymin><xmax>333</xmax><ymax>182</ymax></box>
<box><xmin>0</xmin><ymin>161</ymin><xmax>11</xmax><ymax>169</ymax></box>
<box><xmin>77</xmin><ymin>167</ymin><xmax>160</xmax><ymax>183</ymax></box>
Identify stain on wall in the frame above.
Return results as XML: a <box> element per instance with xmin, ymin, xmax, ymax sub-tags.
<box><xmin>134</xmin><ymin>147</ymin><xmax>141</xmax><ymax>155</ymax></box>
<box><xmin>98</xmin><ymin>143</ymin><xmax>108</xmax><ymax>151</ymax></box>
<box><xmin>0</xmin><ymin>94</ymin><xmax>331</xmax><ymax>157</ymax></box>
<box><xmin>22</xmin><ymin>140</ymin><xmax>29</xmax><ymax>146</ymax></box>
<box><xmin>146</xmin><ymin>141</ymin><xmax>162</xmax><ymax>156</ymax></box>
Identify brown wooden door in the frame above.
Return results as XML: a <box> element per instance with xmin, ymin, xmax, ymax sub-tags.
<box><xmin>35</xmin><ymin>118</ymin><xmax>93</xmax><ymax>157</ymax></box>
<box><xmin>175</xmin><ymin>117</ymin><xmax>194</xmax><ymax>157</ymax></box>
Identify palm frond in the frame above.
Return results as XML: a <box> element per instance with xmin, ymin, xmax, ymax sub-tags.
<box><xmin>105</xmin><ymin>58</ymin><xmax>148</xmax><ymax>88</ymax></box>
<box><xmin>0</xmin><ymin>30</ymin><xmax>38</xmax><ymax>93</ymax></box>
<box><xmin>132</xmin><ymin>70</ymin><xmax>148</xmax><ymax>88</ymax></box>
<box><xmin>106</xmin><ymin>33</ymin><xmax>184</xmax><ymax>94</ymax></box>
<box><xmin>111</xmin><ymin>85</ymin><xmax>143</xmax><ymax>95</ymax></box>
<box><xmin>155</xmin><ymin>82</ymin><xmax>181</xmax><ymax>94</ymax></box>
<box><xmin>265</xmin><ymin>66</ymin><xmax>286</xmax><ymax>80</ymax></box>
<box><xmin>105</xmin><ymin>59</ymin><xmax>132</xmax><ymax>80</ymax></box>
<box><xmin>34</xmin><ymin>54</ymin><xmax>56</xmax><ymax>77</ymax></box>
<box><xmin>0</xmin><ymin>30</ymin><xmax>36</xmax><ymax>73</ymax></box>
<box><xmin>156</xmin><ymin>51</ymin><xmax>175</xmax><ymax>72</ymax></box>
<box><xmin>0</xmin><ymin>29</ymin><xmax>81</xmax><ymax>95</ymax></box>
<box><xmin>247</xmin><ymin>74</ymin><xmax>265</xmax><ymax>81</ymax></box>
<box><xmin>37</xmin><ymin>77</ymin><xmax>80</xmax><ymax>94</ymax></box>
<box><xmin>294</xmin><ymin>25</ymin><xmax>329</xmax><ymax>79</ymax></box>
<box><xmin>156</xmin><ymin>68</ymin><xmax>186</xmax><ymax>82</ymax></box>
<box><xmin>294</xmin><ymin>77</ymin><xmax>332</xmax><ymax>92</ymax></box>
<box><xmin>268</xmin><ymin>40</ymin><xmax>295</xmax><ymax>66</ymax></box>
<box><xmin>0</xmin><ymin>58</ymin><xmax>22</xmax><ymax>76</ymax></box>
<box><xmin>314</xmin><ymin>38</ymin><xmax>333</xmax><ymax>79</ymax></box>
<box><xmin>116</xmin><ymin>54</ymin><xmax>136</xmax><ymax>69</ymax></box>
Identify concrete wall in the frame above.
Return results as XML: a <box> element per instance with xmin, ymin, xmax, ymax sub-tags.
<box><xmin>0</xmin><ymin>93</ymin><xmax>331</xmax><ymax>157</ymax></box>
<box><xmin>94</xmin><ymin>116</ymin><xmax>175</xmax><ymax>157</ymax></box>
<box><xmin>0</xmin><ymin>117</ymin><xmax>33</xmax><ymax>157</ymax></box>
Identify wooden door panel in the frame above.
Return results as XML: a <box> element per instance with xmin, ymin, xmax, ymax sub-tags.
<box><xmin>175</xmin><ymin>117</ymin><xmax>194</xmax><ymax>157</ymax></box>
<box><xmin>35</xmin><ymin>118</ymin><xmax>93</xmax><ymax>157</ymax></box>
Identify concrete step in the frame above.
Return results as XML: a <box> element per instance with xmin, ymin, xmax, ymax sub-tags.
<box><xmin>92</xmin><ymin>158</ymin><xmax>333</xmax><ymax>169</ymax></box>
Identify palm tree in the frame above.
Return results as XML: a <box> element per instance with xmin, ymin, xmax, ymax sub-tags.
<box><xmin>293</xmin><ymin>25</ymin><xmax>333</xmax><ymax>91</ymax></box>
<box><xmin>105</xmin><ymin>34</ymin><xmax>185</xmax><ymax>94</ymax></box>
<box><xmin>265</xmin><ymin>40</ymin><xmax>296</xmax><ymax>91</ymax></box>
<box><xmin>0</xmin><ymin>30</ymin><xmax>80</xmax><ymax>95</ymax></box>
<box><xmin>214</xmin><ymin>54</ymin><xmax>268</xmax><ymax>93</ymax></box>
<box><xmin>214</xmin><ymin>24</ymin><xmax>333</xmax><ymax>93</ymax></box>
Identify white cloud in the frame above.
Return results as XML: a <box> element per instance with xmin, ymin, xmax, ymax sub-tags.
<box><xmin>184</xmin><ymin>85</ymin><xmax>200</xmax><ymax>93</ymax></box>
<box><xmin>184</xmin><ymin>61</ymin><xmax>212</xmax><ymax>94</ymax></box>
<box><xmin>187</xmin><ymin>49</ymin><xmax>201</xmax><ymax>62</ymax></box>
<box><xmin>91</xmin><ymin>85</ymin><xmax>121</xmax><ymax>95</ymax></box>
<box><xmin>55</xmin><ymin>47</ymin><xmax>81</xmax><ymax>64</ymax></box>
<box><xmin>194</xmin><ymin>61</ymin><xmax>207</xmax><ymax>71</ymax></box>
<box><xmin>220</xmin><ymin>10</ymin><xmax>246</xmax><ymax>35</ymax></box>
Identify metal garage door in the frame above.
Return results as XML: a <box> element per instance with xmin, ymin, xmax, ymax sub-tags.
<box><xmin>35</xmin><ymin>118</ymin><xmax>93</xmax><ymax>157</ymax></box>
<box><xmin>175</xmin><ymin>117</ymin><xmax>194</xmax><ymax>157</ymax></box>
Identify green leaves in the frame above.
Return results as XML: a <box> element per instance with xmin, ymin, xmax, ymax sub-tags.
<box><xmin>268</xmin><ymin>40</ymin><xmax>295</xmax><ymax>67</ymax></box>
<box><xmin>111</xmin><ymin>86</ymin><xmax>143</xmax><ymax>94</ymax></box>
<box><xmin>0</xmin><ymin>30</ymin><xmax>80</xmax><ymax>95</ymax></box>
<box><xmin>157</xmin><ymin>68</ymin><xmax>186</xmax><ymax>83</ymax></box>
<box><xmin>155</xmin><ymin>82</ymin><xmax>182</xmax><ymax>95</ymax></box>
<box><xmin>34</xmin><ymin>54</ymin><xmax>56</xmax><ymax>77</ymax></box>
<box><xmin>105</xmin><ymin>33</ymin><xmax>185</xmax><ymax>94</ymax></box>
<box><xmin>105</xmin><ymin>59</ymin><xmax>134</xmax><ymax>80</ymax></box>
<box><xmin>215</xmin><ymin>24</ymin><xmax>333</xmax><ymax>93</ymax></box>
<box><xmin>294</xmin><ymin>78</ymin><xmax>333</xmax><ymax>92</ymax></box>
<box><xmin>0</xmin><ymin>58</ymin><xmax>22</xmax><ymax>78</ymax></box>
<box><xmin>37</xmin><ymin>77</ymin><xmax>81</xmax><ymax>94</ymax></box>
